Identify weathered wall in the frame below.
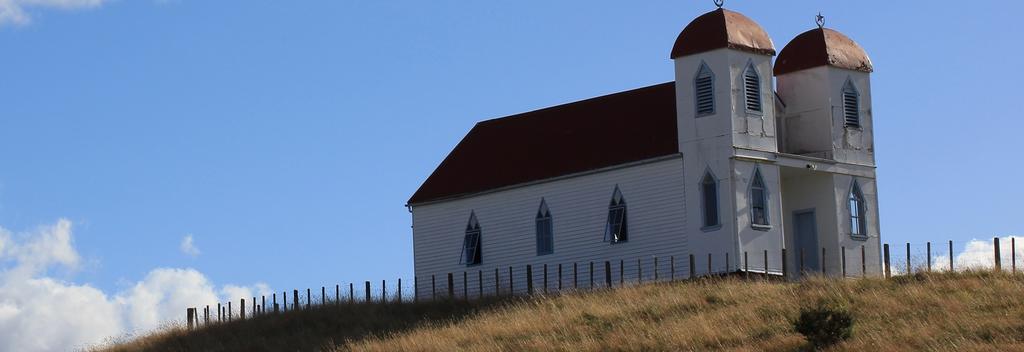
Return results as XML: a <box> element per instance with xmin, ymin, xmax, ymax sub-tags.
<box><xmin>411</xmin><ymin>156</ymin><xmax>687</xmax><ymax>299</ymax></box>
<box><xmin>731</xmin><ymin>160</ymin><xmax>785</xmax><ymax>274</ymax></box>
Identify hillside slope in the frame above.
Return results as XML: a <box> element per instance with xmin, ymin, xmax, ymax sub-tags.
<box><xmin>99</xmin><ymin>272</ymin><xmax>1024</xmax><ymax>352</ymax></box>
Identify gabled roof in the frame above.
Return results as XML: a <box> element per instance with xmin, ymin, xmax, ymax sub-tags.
<box><xmin>408</xmin><ymin>82</ymin><xmax>679</xmax><ymax>205</ymax></box>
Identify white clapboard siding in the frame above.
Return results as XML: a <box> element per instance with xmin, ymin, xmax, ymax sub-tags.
<box><xmin>411</xmin><ymin>156</ymin><xmax>688</xmax><ymax>299</ymax></box>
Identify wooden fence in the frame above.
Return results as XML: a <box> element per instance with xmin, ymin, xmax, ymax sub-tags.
<box><xmin>185</xmin><ymin>237</ymin><xmax>1018</xmax><ymax>330</ymax></box>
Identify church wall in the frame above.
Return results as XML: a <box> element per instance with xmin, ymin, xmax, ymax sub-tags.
<box><xmin>776</xmin><ymin>66</ymin><xmax>833</xmax><ymax>157</ymax></box>
<box><xmin>780</xmin><ymin>170</ymin><xmax>839</xmax><ymax>276</ymax></box>
<box><xmin>731</xmin><ymin>160</ymin><xmax>785</xmax><ymax>274</ymax></box>
<box><xmin>411</xmin><ymin>156</ymin><xmax>687</xmax><ymax>299</ymax></box>
<box><xmin>727</xmin><ymin>51</ymin><xmax>777</xmax><ymax>153</ymax></box>
<box><xmin>830</xmin><ymin>174</ymin><xmax>883</xmax><ymax>276</ymax></box>
<box><xmin>827</xmin><ymin>69</ymin><xmax>874</xmax><ymax>166</ymax></box>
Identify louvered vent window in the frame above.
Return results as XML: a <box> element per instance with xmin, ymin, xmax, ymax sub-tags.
<box><xmin>843</xmin><ymin>80</ymin><xmax>860</xmax><ymax>128</ymax></box>
<box><xmin>694</xmin><ymin>63</ymin><xmax>715</xmax><ymax>116</ymax></box>
<box><xmin>743</xmin><ymin>64</ymin><xmax>762</xmax><ymax>113</ymax></box>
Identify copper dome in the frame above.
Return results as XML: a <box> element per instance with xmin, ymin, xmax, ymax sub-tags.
<box><xmin>774</xmin><ymin>28</ymin><xmax>873</xmax><ymax>76</ymax></box>
<box><xmin>670</xmin><ymin>8</ymin><xmax>776</xmax><ymax>59</ymax></box>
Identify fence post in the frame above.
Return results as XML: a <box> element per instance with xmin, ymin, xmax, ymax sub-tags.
<box><xmin>994</xmin><ymin>237</ymin><xmax>1001</xmax><ymax>272</ymax></box>
<box><xmin>605</xmin><ymin>261</ymin><xmax>612</xmax><ymax>287</ymax></box>
<box><xmin>228</xmin><ymin>301</ymin><xmax>232</xmax><ymax>322</ymax></box>
<box><xmin>240</xmin><ymin>298</ymin><xmax>246</xmax><ymax>319</ymax></box>
<box><xmin>589</xmin><ymin>262</ymin><xmax>595</xmax><ymax>288</ymax></box>
<box><xmin>322</xmin><ymin>287</ymin><xmax>326</xmax><ymax>306</ymax></box>
<box><xmin>306</xmin><ymin>288</ymin><xmax>311</xmax><ymax>310</ymax></box>
<box><xmin>861</xmin><ymin>245</ymin><xmax>866</xmax><ymax>278</ymax></box>
<box><xmin>350</xmin><ymin>283</ymin><xmax>355</xmax><ymax>304</ymax></box>
<box><xmin>558</xmin><ymin>264</ymin><xmax>564</xmax><ymax>291</ymax></box>
<box><xmin>573</xmin><ymin>263</ymin><xmax>578</xmax><ymax>289</ymax></box>
<box><xmin>841</xmin><ymin>246</ymin><xmax>847</xmax><ymax>278</ymax></box>
<box><xmin>508</xmin><ymin>266</ymin><xmax>514</xmax><ymax>295</ymax></box>
<box><xmin>707</xmin><ymin>253</ymin><xmax>712</xmax><ymax>275</ymax></box>
<box><xmin>293</xmin><ymin>290</ymin><xmax>299</xmax><ymax>310</ymax></box>
<box><xmin>261</xmin><ymin>296</ymin><xmax>265</xmax><ymax>316</ymax></box>
<box><xmin>949</xmin><ymin>240</ymin><xmax>954</xmax><ymax>272</ymax></box>
<box><xmin>1013</xmin><ymin>238</ymin><xmax>1017</xmax><ymax>274</ymax></box>
<box><xmin>463</xmin><ymin>272</ymin><xmax>468</xmax><ymax>299</ymax></box>
<box><xmin>205</xmin><ymin>305</ymin><xmax>210</xmax><ymax>324</ymax></box>
<box><xmin>187</xmin><ymin>308</ymin><xmax>194</xmax><ymax>331</ymax></box>
<box><xmin>763</xmin><ymin>250</ymin><xmax>768</xmax><ymax>279</ymax></box>
<box><xmin>670</xmin><ymin>256</ymin><xmax>675</xmax><ymax>281</ymax></box>
<box><xmin>383</xmin><ymin>280</ymin><xmax>387</xmax><ymax>302</ymax></box>
<box><xmin>431</xmin><ymin>275</ymin><xmax>436</xmax><ymax>300</ymax></box>
<box><xmin>725</xmin><ymin>252</ymin><xmax>730</xmax><ymax>273</ymax></box>
<box><xmin>906</xmin><ymin>243</ymin><xmax>911</xmax><ymax>275</ymax></box>
<box><xmin>634</xmin><ymin>256</ymin><xmax>643</xmax><ymax>284</ymax></box>
<box><xmin>495</xmin><ymin>268</ymin><xmax>500</xmax><ymax>295</ymax></box>
<box><xmin>543</xmin><ymin>264</ymin><xmax>548</xmax><ymax>294</ymax></box>
<box><xmin>217</xmin><ymin>303</ymin><xmax>221</xmax><ymax>322</ymax></box>
<box><xmin>446</xmin><ymin>273</ymin><xmax>454</xmax><ymax>299</ymax></box>
<box><xmin>927</xmin><ymin>242</ymin><xmax>932</xmax><ymax>272</ymax></box>
<box><xmin>413</xmin><ymin>277</ymin><xmax>418</xmax><ymax>303</ymax></box>
<box><xmin>781</xmin><ymin>248</ymin><xmax>787</xmax><ymax>280</ymax></box>
<box><xmin>397</xmin><ymin>279</ymin><xmax>402</xmax><ymax>303</ymax></box>
<box><xmin>478</xmin><ymin>270</ymin><xmax>483</xmax><ymax>299</ymax></box>
<box><xmin>282</xmin><ymin>292</ymin><xmax>286</xmax><ymax>313</ymax></box>
<box><xmin>365</xmin><ymin>281</ymin><xmax>371</xmax><ymax>302</ymax></box>
<box><xmin>883</xmin><ymin>244</ymin><xmax>891</xmax><ymax>278</ymax></box>
<box><xmin>273</xmin><ymin>294</ymin><xmax>278</xmax><ymax>313</ymax></box>
<box><xmin>654</xmin><ymin>257</ymin><xmax>659</xmax><ymax>281</ymax></box>
<box><xmin>526</xmin><ymin>265</ymin><xmax>534</xmax><ymax>295</ymax></box>
<box><xmin>799</xmin><ymin>248</ymin><xmax>805</xmax><ymax>274</ymax></box>
<box><xmin>689</xmin><ymin>254</ymin><xmax>696</xmax><ymax>279</ymax></box>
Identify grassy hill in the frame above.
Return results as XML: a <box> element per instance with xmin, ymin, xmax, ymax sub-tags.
<box><xmin>97</xmin><ymin>271</ymin><xmax>1024</xmax><ymax>351</ymax></box>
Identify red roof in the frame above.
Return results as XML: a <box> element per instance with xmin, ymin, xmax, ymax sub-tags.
<box><xmin>670</xmin><ymin>8</ymin><xmax>776</xmax><ymax>58</ymax></box>
<box><xmin>408</xmin><ymin>82</ymin><xmax>679</xmax><ymax>205</ymax></box>
<box><xmin>774</xmin><ymin>28</ymin><xmax>872</xmax><ymax>76</ymax></box>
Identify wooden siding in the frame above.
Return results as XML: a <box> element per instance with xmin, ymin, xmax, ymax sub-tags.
<box><xmin>411</xmin><ymin>156</ymin><xmax>688</xmax><ymax>299</ymax></box>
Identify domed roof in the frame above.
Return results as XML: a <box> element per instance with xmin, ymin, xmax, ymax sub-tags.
<box><xmin>670</xmin><ymin>8</ymin><xmax>776</xmax><ymax>59</ymax></box>
<box><xmin>774</xmin><ymin>28</ymin><xmax>873</xmax><ymax>76</ymax></box>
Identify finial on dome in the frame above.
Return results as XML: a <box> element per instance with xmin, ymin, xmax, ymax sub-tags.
<box><xmin>714</xmin><ymin>0</ymin><xmax>724</xmax><ymax>9</ymax></box>
<box><xmin>816</xmin><ymin>12</ymin><xmax>825</xmax><ymax>28</ymax></box>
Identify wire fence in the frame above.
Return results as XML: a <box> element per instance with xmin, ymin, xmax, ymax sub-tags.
<box><xmin>183</xmin><ymin>237</ymin><xmax>1023</xmax><ymax>330</ymax></box>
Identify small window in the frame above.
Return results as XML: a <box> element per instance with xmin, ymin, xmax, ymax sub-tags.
<box><xmin>459</xmin><ymin>212</ymin><xmax>482</xmax><ymax>265</ymax></box>
<box><xmin>750</xmin><ymin>169</ymin><xmax>769</xmax><ymax>226</ymax></box>
<box><xmin>849</xmin><ymin>181</ymin><xmax>867</xmax><ymax>237</ymax></box>
<box><xmin>694</xmin><ymin>62</ymin><xmax>715</xmax><ymax>116</ymax></box>
<box><xmin>536</xmin><ymin>199</ymin><xmax>553</xmax><ymax>255</ymax></box>
<box><xmin>701</xmin><ymin>171</ymin><xmax>720</xmax><ymax>228</ymax></box>
<box><xmin>743</xmin><ymin>63</ymin><xmax>762</xmax><ymax>113</ymax></box>
<box><xmin>603</xmin><ymin>187</ymin><xmax>628</xmax><ymax>243</ymax></box>
<box><xmin>843</xmin><ymin>79</ymin><xmax>860</xmax><ymax>128</ymax></box>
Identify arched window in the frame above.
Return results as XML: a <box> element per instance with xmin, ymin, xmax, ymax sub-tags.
<box><xmin>536</xmin><ymin>199</ymin><xmax>553</xmax><ymax>255</ymax></box>
<box><xmin>694</xmin><ymin>62</ymin><xmax>715</xmax><ymax>117</ymax></box>
<box><xmin>843</xmin><ymin>79</ymin><xmax>861</xmax><ymax>128</ymax></box>
<box><xmin>743</xmin><ymin>63</ymin><xmax>762</xmax><ymax>113</ymax></box>
<box><xmin>603</xmin><ymin>187</ymin><xmax>628</xmax><ymax>243</ymax></box>
<box><xmin>750</xmin><ymin>169</ymin><xmax>769</xmax><ymax>227</ymax></box>
<box><xmin>701</xmin><ymin>171</ymin><xmax>720</xmax><ymax>229</ymax></box>
<box><xmin>459</xmin><ymin>212</ymin><xmax>482</xmax><ymax>265</ymax></box>
<box><xmin>849</xmin><ymin>181</ymin><xmax>867</xmax><ymax>238</ymax></box>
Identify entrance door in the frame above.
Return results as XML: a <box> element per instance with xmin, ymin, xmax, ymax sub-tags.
<box><xmin>793</xmin><ymin>209</ymin><xmax>819</xmax><ymax>273</ymax></box>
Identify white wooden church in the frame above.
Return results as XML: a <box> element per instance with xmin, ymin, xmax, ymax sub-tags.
<box><xmin>408</xmin><ymin>5</ymin><xmax>882</xmax><ymax>297</ymax></box>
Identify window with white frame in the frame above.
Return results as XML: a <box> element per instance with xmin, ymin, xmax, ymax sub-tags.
<box><xmin>743</xmin><ymin>63</ymin><xmax>762</xmax><ymax>113</ymax></box>
<box><xmin>603</xmin><ymin>187</ymin><xmax>628</xmax><ymax>243</ymax></box>
<box><xmin>694</xmin><ymin>62</ymin><xmax>715</xmax><ymax>116</ymax></box>
<box><xmin>750</xmin><ymin>169</ymin><xmax>769</xmax><ymax>227</ymax></box>
<box><xmin>536</xmin><ymin>199</ymin><xmax>553</xmax><ymax>255</ymax></box>
<box><xmin>849</xmin><ymin>181</ymin><xmax>867</xmax><ymax>238</ymax></box>
<box><xmin>459</xmin><ymin>212</ymin><xmax>482</xmax><ymax>265</ymax></box>
<box><xmin>701</xmin><ymin>171</ymin><xmax>720</xmax><ymax>228</ymax></box>
<box><xmin>843</xmin><ymin>79</ymin><xmax>861</xmax><ymax>128</ymax></box>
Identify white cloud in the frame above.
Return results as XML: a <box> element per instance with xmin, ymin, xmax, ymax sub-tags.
<box><xmin>0</xmin><ymin>0</ymin><xmax>107</xmax><ymax>26</ymax></box>
<box><xmin>179</xmin><ymin>234</ymin><xmax>200</xmax><ymax>257</ymax></box>
<box><xmin>0</xmin><ymin>219</ymin><xmax>272</xmax><ymax>352</ymax></box>
<box><xmin>931</xmin><ymin>236</ymin><xmax>1023</xmax><ymax>271</ymax></box>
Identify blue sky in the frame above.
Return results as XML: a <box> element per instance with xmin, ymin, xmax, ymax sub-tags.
<box><xmin>0</xmin><ymin>1</ymin><xmax>1022</xmax><ymax>348</ymax></box>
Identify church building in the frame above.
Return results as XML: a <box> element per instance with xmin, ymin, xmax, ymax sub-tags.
<box><xmin>407</xmin><ymin>5</ymin><xmax>881</xmax><ymax>297</ymax></box>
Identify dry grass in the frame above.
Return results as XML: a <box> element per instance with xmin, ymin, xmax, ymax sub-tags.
<box><xmin>97</xmin><ymin>271</ymin><xmax>1024</xmax><ymax>352</ymax></box>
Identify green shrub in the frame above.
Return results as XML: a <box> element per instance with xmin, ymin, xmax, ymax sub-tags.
<box><xmin>793</xmin><ymin>301</ymin><xmax>853</xmax><ymax>349</ymax></box>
